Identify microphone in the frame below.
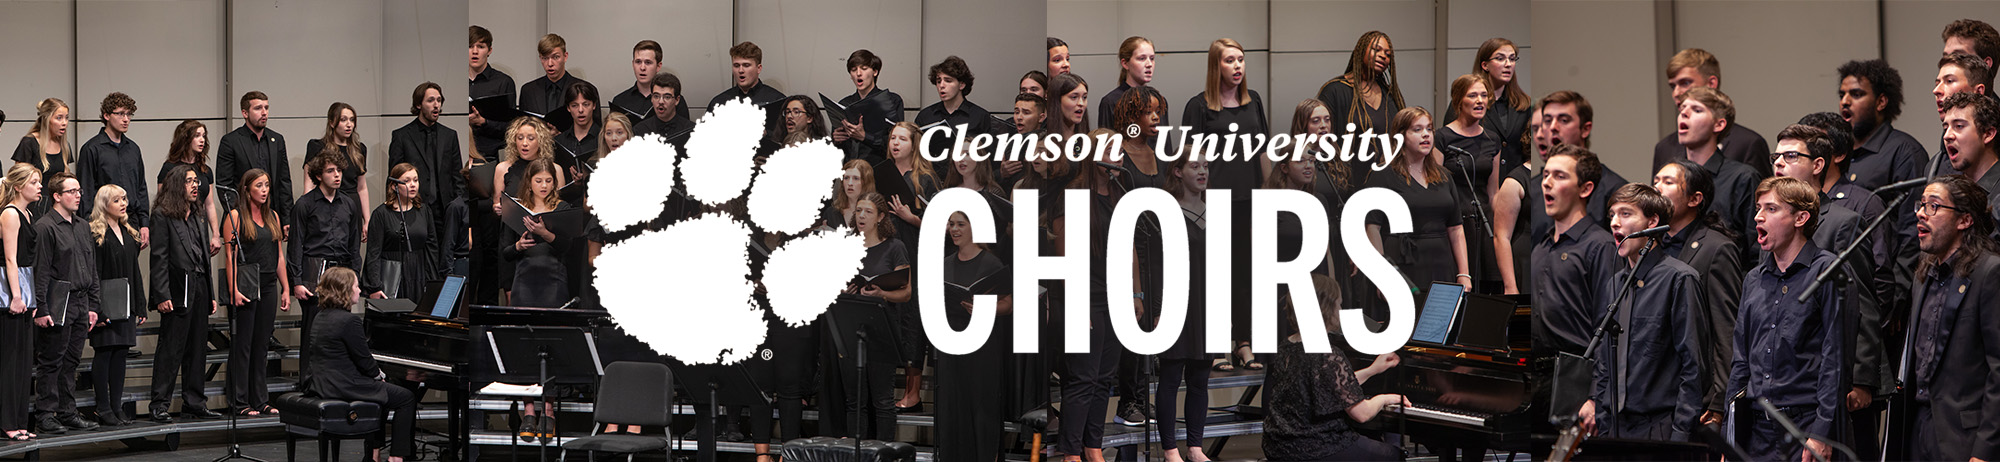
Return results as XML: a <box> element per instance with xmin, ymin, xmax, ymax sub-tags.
<box><xmin>212</xmin><ymin>184</ymin><xmax>237</xmax><ymax>193</ymax></box>
<box><xmin>386</xmin><ymin>177</ymin><xmax>408</xmax><ymax>186</ymax></box>
<box><xmin>1620</xmin><ymin>224</ymin><xmax>1672</xmax><ymax>241</ymax></box>
<box><xmin>1872</xmin><ymin>177</ymin><xmax>1928</xmax><ymax>194</ymax></box>
<box><xmin>1441</xmin><ymin>144</ymin><xmax>1474</xmax><ymax>157</ymax></box>
<box><xmin>1093</xmin><ymin>160</ymin><xmax>1130</xmax><ymax>175</ymax></box>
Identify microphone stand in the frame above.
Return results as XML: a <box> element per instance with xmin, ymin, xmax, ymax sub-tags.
<box><xmin>1096</xmin><ymin>160</ymin><xmax>1162</xmax><ymax>462</ymax></box>
<box><xmin>210</xmin><ymin>185</ymin><xmax>266</xmax><ymax>462</ymax></box>
<box><xmin>1561</xmin><ymin>239</ymin><xmax>1653</xmax><ymax>426</ymax></box>
<box><xmin>1795</xmin><ymin>181</ymin><xmax>1918</xmax><ymax>462</ymax></box>
<box><xmin>1756</xmin><ymin>398</ymin><xmax>1859</xmax><ymax>462</ymax></box>
<box><xmin>1443</xmin><ymin>145</ymin><xmax>1496</xmax><ymax>239</ymax></box>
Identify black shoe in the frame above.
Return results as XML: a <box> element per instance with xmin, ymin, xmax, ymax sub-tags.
<box><xmin>184</xmin><ymin>407</ymin><xmax>223</xmax><ymax>419</ymax></box>
<box><xmin>95</xmin><ymin>411</ymin><xmax>125</xmax><ymax>427</ymax></box>
<box><xmin>1114</xmin><ymin>402</ymin><xmax>1152</xmax><ymax>427</ymax></box>
<box><xmin>268</xmin><ymin>336</ymin><xmax>289</xmax><ymax>351</ymax></box>
<box><xmin>151</xmin><ymin>408</ymin><xmax>174</xmax><ymax>423</ymax></box>
<box><xmin>59</xmin><ymin>415</ymin><xmax>98</xmax><ymax>431</ymax></box>
<box><xmin>34</xmin><ymin>417</ymin><xmax>67</xmax><ymax>435</ymax></box>
<box><xmin>127</xmin><ymin>349</ymin><xmax>142</xmax><ymax>359</ymax></box>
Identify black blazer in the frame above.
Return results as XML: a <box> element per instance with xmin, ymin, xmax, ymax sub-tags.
<box><xmin>1661</xmin><ymin>224</ymin><xmax>1742</xmax><ymax>414</ymax></box>
<box><xmin>148</xmin><ymin>214</ymin><xmax>211</xmax><ymax>311</ymax></box>
<box><xmin>217</xmin><ymin>126</ymin><xmax>294</xmax><ymax>218</ymax></box>
<box><xmin>387</xmin><ymin>119</ymin><xmax>464</xmax><ymax>211</ymax></box>
<box><xmin>1909</xmin><ymin>252</ymin><xmax>2000</xmax><ymax>461</ymax></box>
<box><xmin>305</xmin><ymin>308</ymin><xmax>392</xmax><ymax>403</ymax></box>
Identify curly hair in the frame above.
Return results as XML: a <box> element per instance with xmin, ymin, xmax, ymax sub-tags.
<box><xmin>1838</xmin><ymin>59</ymin><xmax>1905</xmax><ymax>124</ymax></box>
<box><xmin>99</xmin><ymin>92</ymin><xmax>136</xmax><ymax>120</ymax></box>
<box><xmin>502</xmin><ymin>117</ymin><xmax>553</xmax><ymax>164</ymax></box>
<box><xmin>1109</xmin><ymin>85</ymin><xmax>1166</xmax><ymax>140</ymax></box>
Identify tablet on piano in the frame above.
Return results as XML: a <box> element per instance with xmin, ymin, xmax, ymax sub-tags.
<box><xmin>1410</xmin><ymin>282</ymin><xmax>1465</xmax><ymax>346</ymax></box>
<box><xmin>418</xmin><ymin>275</ymin><xmax>470</xmax><ymax>320</ymax></box>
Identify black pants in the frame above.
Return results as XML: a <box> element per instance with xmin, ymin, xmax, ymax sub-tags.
<box><xmin>818</xmin><ymin>347</ymin><xmax>896</xmax><ymax>441</ymax></box>
<box><xmin>32</xmin><ymin>313</ymin><xmax>89</xmax><ymax>419</ymax></box>
<box><xmin>0</xmin><ymin>312</ymin><xmax>32</xmax><ymax>431</ymax></box>
<box><xmin>1115</xmin><ymin>350</ymin><xmax>1150</xmax><ymax>412</ymax></box>
<box><xmin>770</xmin><ymin>323</ymin><xmax>817</xmax><ymax>441</ymax></box>
<box><xmin>92</xmin><ymin>346</ymin><xmax>131</xmax><ymax>420</ymax></box>
<box><xmin>1157</xmin><ymin>358</ymin><xmax>1211</xmax><ymax>450</ymax></box>
<box><xmin>1058</xmin><ymin>306</ymin><xmax>1119</xmax><ymax>455</ymax></box>
<box><xmin>151</xmin><ymin>309</ymin><xmax>210</xmax><ymax>412</ymax></box>
<box><xmin>227</xmin><ymin>278</ymin><xmax>281</xmax><ymax>411</ymax></box>
<box><xmin>1744</xmin><ymin>405</ymin><xmax>1815</xmax><ymax>462</ymax></box>
<box><xmin>934</xmin><ymin>338</ymin><xmax>1006</xmax><ymax>462</ymax></box>
<box><xmin>368</xmin><ymin>384</ymin><xmax>418</xmax><ymax>458</ymax></box>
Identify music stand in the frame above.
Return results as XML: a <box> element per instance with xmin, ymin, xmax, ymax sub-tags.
<box><xmin>484</xmin><ymin>326</ymin><xmax>605</xmax><ymax>460</ymax></box>
<box><xmin>821</xmin><ymin>294</ymin><xmax>901</xmax><ymax>461</ymax></box>
<box><xmin>672</xmin><ymin>362</ymin><xmax>772</xmax><ymax>462</ymax></box>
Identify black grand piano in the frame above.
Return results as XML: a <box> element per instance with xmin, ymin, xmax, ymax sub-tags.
<box><xmin>1345</xmin><ymin>290</ymin><xmax>1554</xmax><ymax>460</ymax></box>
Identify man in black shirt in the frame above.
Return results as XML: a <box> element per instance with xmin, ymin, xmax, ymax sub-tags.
<box><xmin>1530</xmin><ymin>145</ymin><xmax>1621</xmax><ymax>355</ymax></box>
<box><xmin>1839</xmin><ymin>60</ymin><xmax>1928</xmax><ymax>191</ymax></box>
<box><xmin>75</xmin><ymin>92</ymin><xmax>150</xmax><ymax>243</ymax></box>
<box><xmin>1531</xmin><ymin>91</ymin><xmax>1627</xmax><ymax>243</ymax></box>
<box><xmin>916</xmin><ymin>56</ymin><xmax>993</xmax><ymax>163</ymax></box>
<box><xmin>632</xmin><ymin>73</ymin><xmax>694</xmax><ymax>150</ymax></box>
<box><xmin>710</xmin><ymin>41</ymin><xmax>785</xmax><ymax>113</ymax></box>
<box><xmin>217</xmin><ymin>91</ymin><xmax>292</xmax><ymax>223</ymax></box>
<box><xmin>611</xmin><ymin>40</ymin><xmax>688</xmax><ymax>123</ymax></box>
<box><xmin>30</xmin><ymin>173</ymin><xmax>99</xmax><ymax>434</ymax></box>
<box><xmin>1929</xmin><ymin>53</ymin><xmax>1993</xmax><ymax>178</ymax></box>
<box><xmin>1649</xmin><ymin>49</ymin><xmax>1772</xmax><ymax>178</ymax></box>
<box><xmin>1675</xmin><ymin>87</ymin><xmax>1765</xmax><ymax>258</ymax></box>
<box><xmin>1942</xmin><ymin>92</ymin><xmax>2000</xmax><ymax>239</ymax></box>
<box><xmin>832</xmin><ymin>49</ymin><xmax>904</xmax><ymax>163</ymax></box>
<box><xmin>468</xmin><ymin>25</ymin><xmax>515</xmax><ymax>162</ymax></box>
<box><xmin>388</xmin><ymin>82</ymin><xmax>462</xmax><ymax>234</ymax></box>
<box><xmin>1574</xmin><ymin>184</ymin><xmax>1704</xmax><ymax>442</ymax></box>
<box><xmin>1900</xmin><ymin>175</ymin><xmax>2000</xmax><ymax>462</ymax></box>
<box><xmin>1731</xmin><ymin>177</ymin><xmax>1846</xmax><ymax>462</ymax></box>
<box><xmin>288</xmin><ymin>154</ymin><xmax>363</xmax><ymax>345</ymax></box>
<box><xmin>519</xmin><ymin>33</ymin><xmax>588</xmax><ymax>135</ymax></box>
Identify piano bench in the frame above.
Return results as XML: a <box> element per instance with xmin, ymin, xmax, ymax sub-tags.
<box><xmin>275</xmin><ymin>392</ymin><xmax>384</xmax><ymax>462</ymax></box>
<box><xmin>780</xmin><ymin>436</ymin><xmax>917</xmax><ymax>462</ymax></box>
<box><xmin>1015</xmin><ymin>408</ymin><xmax>1054</xmax><ymax>462</ymax></box>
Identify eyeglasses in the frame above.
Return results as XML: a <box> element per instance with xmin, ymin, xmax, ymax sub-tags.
<box><xmin>783</xmin><ymin>109</ymin><xmax>809</xmax><ymax>116</ymax></box>
<box><xmin>1487</xmin><ymin>54</ymin><xmax>1520</xmax><ymax>63</ymax></box>
<box><xmin>1915</xmin><ymin>200</ymin><xmax>1965</xmax><ymax>216</ymax></box>
<box><xmin>1769</xmin><ymin>151</ymin><xmax>1817</xmax><ymax>164</ymax></box>
<box><xmin>55</xmin><ymin>188</ymin><xmax>80</xmax><ymax>196</ymax></box>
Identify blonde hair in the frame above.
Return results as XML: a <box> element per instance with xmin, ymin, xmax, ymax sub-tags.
<box><xmin>1666</xmin><ymin>48</ymin><xmax>1721</xmax><ymax>81</ymax></box>
<box><xmin>28</xmin><ymin>98</ymin><xmax>73</xmax><ymax>171</ymax></box>
<box><xmin>502</xmin><ymin>117</ymin><xmax>553</xmax><ymax>164</ymax></box>
<box><xmin>597</xmin><ymin>112</ymin><xmax>634</xmax><ymax>162</ymax></box>
<box><xmin>0</xmin><ymin>164</ymin><xmax>42</xmax><ymax>207</ymax></box>
<box><xmin>1202</xmin><ymin>38</ymin><xmax>1250</xmax><ymax>112</ymax></box>
<box><xmin>89</xmin><ymin>184</ymin><xmax>139</xmax><ymax>245</ymax></box>
<box><xmin>887</xmin><ymin>122</ymin><xmax>938</xmax><ymax>194</ymax></box>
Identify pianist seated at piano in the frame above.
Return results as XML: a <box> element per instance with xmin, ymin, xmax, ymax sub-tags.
<box><xmin>1264</xmin><ymin>278</ymin><xmax>1409</xmax><ymax>462</ymax></box>
<box><xmin>303</xmin><ymin>267</ymin><xmax>418</xmax><ymax>462</ymax></box>
<box><xmin>1574</xmin><ymin>184</ymin><xmax>1707</xmax><ymax>442</ymax></box>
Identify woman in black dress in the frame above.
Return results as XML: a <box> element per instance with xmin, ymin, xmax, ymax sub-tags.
<box><xmin>1436</xmin><ymin>74</ymin><xmax>1502</xmax><ymax>292</ymax></box>
<box><xmin>1055</xmin><ymin>154</ymin><xmax>1128</xmax><ymax>462</ymax></box>
<box><xmin>157</xmin><ymin>120</ymin><xmax>222</xmax><ymax>253</ymax></box>
<box><xmin>932</xmin><ymin>211</ymin><xmax>1014</xmax><ymax>462</ymax></box>
<box><xmin>1159</xmin><ymin>156</ymin><xmax>1214</xmax><ymax>462</ymax></box>
<box><xmin>13</xmin><ymin>99</ymin><xmax>70</xmax><ymax>216</ymax></box>
<box><xmin>1048</xmin><ymin>72</ymin><xmax>1091</xmax><ymax>139</ymax></box>
<box><xmin>303</xmin><ymin>267</ymin><xmax>416</xmax><ymax>462</ymax></box>
<box><xmin>823</xmin><ymin>192</ymin><xmax>908</xmax><ymax>441</ymax></box>
<box><xmin>1113</xmin><ymin>85</ymin><xmax>1169</xmax><ymax>190</ymax></box>
<box><xmin>88</xmin><ymin>184</ymin><xmax>145</xmax><ymax>426</ymax></box>
<box><xmin>0</xmin><ymin>164</ymin><xmax>43</xmax><ymax>440</ymax></box>
<box><xmin>365</xmin><ymin>164</ymin><xmax>441</xmax><ymax>300</ymax></box>
<box><xmin>501</xmin><ymin>157</ymin><xmax>574</xmax><ymax>308</ymax></box>
<box><xmin>491</xmin><ymin>118</ymin><xmax>555</xmax><ymax>305</ymax></box>
<box><xmin>1445</xmin><ymin>38</ymin><xmax>1531</xmax><ymax>172</ymax></box>
<box><xmin>1292</xmin><ymin>99</ymin><xmax>1363</xmax><ymax>304</ymax></box>
<box><xmin>881</xmin><ymin>121</ymin><xmax>938</xmax><ymax>411</ymax></box>
<box><xmin>223</xmin><ymin>168</ymin><xmax>289</xmax><ymax>417</ymax></box>
<box><xmin>1263</xmin><ymin>301</ymin><xmax>1408</xmax><ymax>461</ymax></box>
<box><xmin>305</xmin><ymin>102</ymin><xmax>371</xmax><ymax>228</ymax></box>
<box><xmin>1316</xmin><ymin>31</ymin><xmax>1404</xmax><ymax>137</ymax></box>
<box><xmin>1365</xmin><ymin>107</ymin><xmax>1471</xmax><ymax>296</ymax></box>
<box><xmin>1183</xmin><ymin>37</ymin><xmax>1268</xmax><ymax>371</ymax></box>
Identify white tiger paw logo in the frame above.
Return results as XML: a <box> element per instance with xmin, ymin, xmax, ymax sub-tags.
<box><xmin>591</xmin><ymin>98</ymin><xmax>864</xmax><ymax>365</ymax></box>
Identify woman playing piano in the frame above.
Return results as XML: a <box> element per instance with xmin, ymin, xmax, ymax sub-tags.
<box><xmin>303</xmin><ymin>267</ymin><xmax>417</xmax><ymax>462</ymax></box>
<box><xmin>1263</xmin><ymin>284</ymin><xmax>1409</xmax><ymax>461</ymax></box>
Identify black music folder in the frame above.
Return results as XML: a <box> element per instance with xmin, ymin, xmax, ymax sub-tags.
<box><xmin>101</xmin><ymin>278</ymin><xmax>131</xmax><ymax>321</ymax></box>
<box><xmin>848</xmin><ymin>267</ymin><xmax>910</xmax><ymax>292</ymax></box>
<box><xmin>501</xmin><ymin>195</ymin><xmax>590</xmax><ymax>238</ymax></box>
<box><xmin>942</xmin><ymin>267</ymin><xmax>1011</xmax><ymax>308</ymax></box>
<box><xmin>869</xmin><ymin>161</ymin><xmax>917</xmax><ymax>207</ymax></box>
<box><xmin>610</xmin><ymin>99</ymin><xmax>651</xmax><ymax>121</ymax></box>
<box><xmin>469</xmin><ymin>94</ymin><xmax>552</xmax><ymax>130</ymax></box>
<box><xmin>469</xmin><ymin>161</ymin><xmax>498</xmax><ymax>199</ymax></box>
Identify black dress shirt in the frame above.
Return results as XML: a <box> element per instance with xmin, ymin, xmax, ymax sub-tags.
<box><xmin>287</xmin><ymin>188</ymin><xmax>363</xmax><ymax>285</ymax></box>
<box><xmin>708</xmin><ymin>81</ymin><xmax>786</xmax><ymax>113</ymax></box>
<box><xmin>1528</xmin><ymin>167</ymin><xmax>1630</xmax><ymax>245</ymax></box>
<box><xmin>1530</xmin><ymin>218</ymin><xmax>1621</xmax><ymax>355</ymax></box>
<box><xmin>217</xmin><ymin>125</ymin><xmax>293</xmax><ymax>218</ymax></box>
<box><xmin>304</xmin><ymin>139</ymin><xmax>368</xmax><ymax>200</ymax></box>
<box><xmin>470</xmin><ymin>66</ymin><xmax>516</xmax><ymax>160</ymax></box>
<box><xmin>31</xmin><ymin>211</ymin><xmax>98</xmax><ymax>322</ymax></box>
<box><xmin>916</xmin><ymin>99</ymin><xmax>997</xmax><ymax>164</ymax></box>
<box><xmin>1659</xmin><ymin>223</ymin><xmax>1743</xmax><ymax>413</ymax></box>
<box><xmin>1652</xmin><ymin>122</ymin><xmax>1772</xmax><ymax>178</ymax></box>
<box><xmin>1730</xmin><ymin>242</ymin><xmax>1845</xmax><ymax>437</ymax></box>
<box><xmin>75</xmin><ymin>130</ymin><xmax>151</xmax><ymax>227</ymax></box>
<box><xmin>631</xmin><ymin>114</ymin><xmax>695</xmax><ymax>151</ymax></box>
<box><xmin>610</xmin><ymin>84</ymin><xmax>689</xmax><ymax>122</ymax></box>
<box><xmin>519</xmin><ymin>73</ymin><xmax>589</xmax><ymax>134</ymax></box>
<box><xmin>1687</xmin><ymin>153</ymin><xmax>1765</xmax><ymax>259</ymax></box>
<box><xmin>837</xmin><ymin>88</ymin><xmax>906</xmax><ymax>162</ymax></box>
<box><xmin>1590</xmin><ymin>250</ymin><xmax>1705</xmax><ymax>440</ymax></box>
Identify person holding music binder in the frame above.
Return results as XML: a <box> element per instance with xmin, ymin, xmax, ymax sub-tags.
<box><xmin>29</xmin><ymin>172</ymin><xmax>100</xmax><ymax>434</ymax></box>
<box><xmin>932</xmin><ymin>210</ymin><xmax>1014</xmax><ymax>462</ymax></box>
<box><xmin>289</xmin><ymin>153</ymin><xmax>363</xmax><ymax>359</ymax></box>
<box><xmin>555</xmin><ymin>81</ymin><xmax>600</xmax><ymax>178</ymax></box>
<box><xmin>1570</xmin><ymin>184</ymin><xmax>1705</xmax><ymax>442</ymax></box>
<box><xmin>366</xmin><ymin>164</ymin><xmax>440</xmax><ymax>302</ymax></box>
<box><xmin>149</xmin><ymin>164</ymin><xmax>221</xmax><ymax>423</ymax></box>
<box><xmin>1729</xmin><ymin>177</ymin><xmax>1846</xmax><ymax>462</ymax></box>
<box><xmin>823</xmin><ymin>192</ymin><xmax>908</xmax><ymax>442</ymax></box>
<box><xmin>519</xmin><ymin>34</ymin><xmax>589</xmax><ymax>135</ymax></box>
<box><xmin>832</xmin><ymin>49</ymin><xmax>904</xmax><ymax>163</ymax></box>
<box><xmin>0</xmin><ymin>163</ymin><xmax>41</xmax><ymax>440</ymax></box>
<box><xmin>224</xmin><ymin>168</ymin><xmax>287</xmax><ymax>417</ymax></box>
<box><xmin>500</xmin><ymin>157</ymin><xmax>576</xmax><ymax>308</ymax></box>
<box><xmin>491</xmin><ymin>117</ymin><xmax>555</xmax><ymax>303</ymax></box>
<box><xmin>87</xmin><ymin>184</ymin><xmax>144</xmax><ymax>427</ymax></box>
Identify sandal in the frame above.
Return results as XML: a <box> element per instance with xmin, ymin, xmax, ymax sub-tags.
<box><xmin>237</xmin><ymin>407</ymin><xmax>263</xmax><ymax>417</ymax></box>
<box><xmin>1242</xmin><ymin>357</ymin><xmax>1266</xmax><ymax>371</ymax></box>
<box><xmin>261</xmin><ymin>405</ymin><xmax>280</xmax><ymax>415</ymax></box>
<box><xmin>518</xmin><ymin>415</ymin><xmax>539</xmax><ymax>443</ymax></box>
<box><xmin>5</xmin><ymin>430</ymin><xmax>28</xmax><ymax>441</ymax></box>
<box><xmin>1211</xmin><ymin>358</ymin><xmax>1237</xmax><ymax>372</ymax></box>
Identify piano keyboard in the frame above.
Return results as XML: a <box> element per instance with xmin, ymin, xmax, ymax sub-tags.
<box><xmin>1386</xmin><ymin>403</ymin><xmax>1493</xmax><ymax>427</ymax></box>
<box><xmin>375</xmin><ymin>353</ymin><xmax>454</xmax><ymax>373</ymax></box>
